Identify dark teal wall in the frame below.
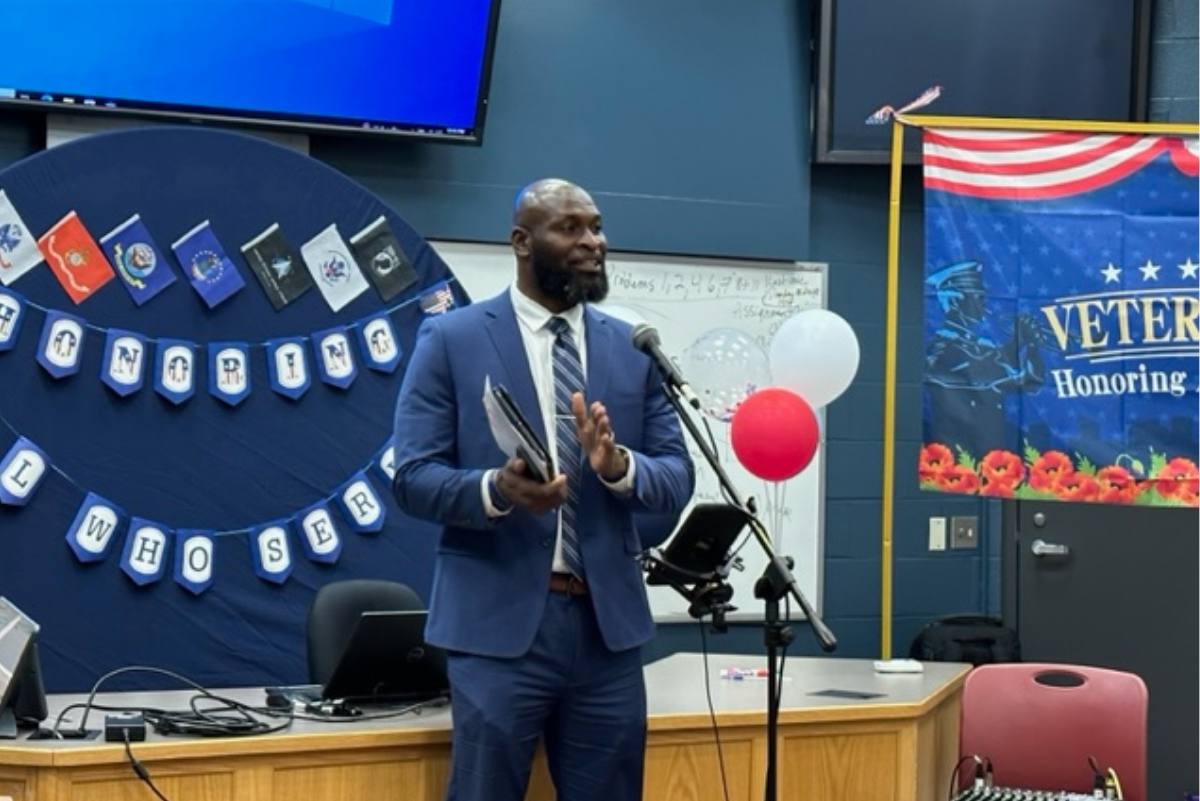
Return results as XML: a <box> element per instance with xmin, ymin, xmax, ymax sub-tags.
<box><xmin>0</xmin><ymin>0</ymin><xmax>1194</xmax><ymax>661</ymax></box>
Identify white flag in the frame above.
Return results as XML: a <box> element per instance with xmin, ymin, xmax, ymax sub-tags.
<box><xmin>0</xmin><ymin>189</ymin><xmax>44</xmax><ymax>286</ymax></box>
<box><xmin>301</xmin><ymin>224</ymin><xmax>369</xmax><ymax>312</ymax></box>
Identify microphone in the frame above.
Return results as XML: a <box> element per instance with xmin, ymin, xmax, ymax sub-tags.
<box><xmin>631</xmin><ymin>324</ymin><xmax>701</xmax><ymax>409</ymax></box>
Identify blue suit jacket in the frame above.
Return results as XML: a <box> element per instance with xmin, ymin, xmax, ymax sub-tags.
<box><xmin>392</xmin><ymin>292</ymin><xmax>694</xmax><ymax>658</ymax></box>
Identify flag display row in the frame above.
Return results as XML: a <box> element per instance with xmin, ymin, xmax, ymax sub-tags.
<box><xmin>0</xmin><ymin>280</ymin><xmax>455</xmax><ymax>405</ymax></box>
<box><xmin>0</xmin><ymin>431</ymin><xmax>400</xmax><ymax>593</ymax></box>
<box><xmin>0</xmin><ymin>190</ymin><xmax>418</xmax><ymax>313</ymax></box>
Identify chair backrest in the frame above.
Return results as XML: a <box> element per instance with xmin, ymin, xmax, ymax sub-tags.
<box><xmin>960</xmin><ymin>663</ymin><xmax>1148</xmax><ymax>800</ymax></box>
<box><xmin>306</xmin><ymin>579</ymin><xmax>424</xmax><ymax>685</ymax></box>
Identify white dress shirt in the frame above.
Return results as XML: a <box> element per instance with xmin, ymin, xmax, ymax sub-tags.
<box><xmin>481</xmin><ymin>285</ymin><xmax>635</xmax><ymax>573</ymax></box>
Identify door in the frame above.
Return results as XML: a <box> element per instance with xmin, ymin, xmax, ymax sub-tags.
<box><xmin>1006</xmin><ymin>500</ymin><xmax>1198</xmax><ymax>801</ymax></box>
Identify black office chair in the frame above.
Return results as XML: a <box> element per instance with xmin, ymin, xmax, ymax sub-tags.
<box><xmin>306</xmin><ymin>579</ymin><xmax>424</xmax><ymax>685</ymax></box>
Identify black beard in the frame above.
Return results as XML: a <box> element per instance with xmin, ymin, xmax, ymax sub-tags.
<box><xmin>531</xmin><ymin>250</ymin><xmax>609</xmax><ymax>306</ymax></box>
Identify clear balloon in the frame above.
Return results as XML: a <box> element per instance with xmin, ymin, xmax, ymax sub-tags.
<box><xmin>768</xmin><ymin>310</ymin><xmax>860</xmax><ymax>409</ymax></box>
<box><xmin>681</xmin><ymin>328</ymin><xmax>772</xmax><ymax>422</ymax></box>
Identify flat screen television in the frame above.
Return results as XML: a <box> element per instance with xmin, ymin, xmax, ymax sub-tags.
<box><xmin>0</xmin><ymin>0</ymin><xmax>502</xmax><ymax>143</ymax></box>
<box><xmin>814</xmin><ymin>0</ymin><xmax>1152</xmax><ymax>163</ymax></box>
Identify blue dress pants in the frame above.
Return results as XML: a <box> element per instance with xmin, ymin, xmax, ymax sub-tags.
<box><xmin>444</xmin><ymin>591</ymin><xmax>646</xmax><ymax>801</ymax></box>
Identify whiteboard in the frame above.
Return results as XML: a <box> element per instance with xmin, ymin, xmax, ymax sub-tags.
<box><xmin>431</xmin><ymin>241</ymin><xmax>826</xmax><ymax>621</ymax></box>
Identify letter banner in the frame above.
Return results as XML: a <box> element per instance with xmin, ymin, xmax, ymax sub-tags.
<box><xmin>357</xmin><ymin>313</ymin><xmax>402</xmax><ymax>373</ymax></box>
<box><xmin>297</xmin><ymin>501</ymin><xmax>343</xmax><ymax>564</ymax></box>
<box><xmin>174</xmin><ymin>530</ymin><xmax>216</xmax><ymax>595</ymax></box>
<box><xmin>266</xmin><ymin>337</ymin><xmax>312</xmax><ymax>400</ymax></box>
<box><xmin>921</xmin><ymin>128</ymin><xmax>1199</xmax><ymax>507</ymax></box>
<box><xmin>0</xmin><ymin>287</ymin><xmax>25</xmax><ymax>351</ymax></box>
<box><xmin>66</xmin><ymin>492</ymin><xmax>126</xmax><ymax>562</ymax></box>
<box><xmin>208</xmin><ymin>341</ymin><xmax>251</xmax><ymax>406</ymax></box>
<box><xmin>312</xmin><ymin>326</ymin><xmax>358</xmax><ymax>389</ymax></box>
<box><xmin>250</xmin><ymin>521</ymin><xmax>294</xmax><ymax>584</ymax></box>
<box><xmin>37</xmin><ymin>309</ymin><xmax>86</xmax><ymax>378</ymax></box>
<box><xmin>120</xmin><ymin>518</ymin><xmax>172</xmax><ymax>586</ymax></box>
<box><xmin>375</xmin><ymin>444</ymin><xmax>396</xmax><ymax>484</ymax></box>
<box><xmin>0</xmin><ymin>436</ymin><xmax>49</xmax><ymax>506</ymax></box>
<box><xmin>155</xmin><ymin>339</ymin><xmax>197</xmax><ymax>405</ymax></box>
<box><xmin>336</xmin><ymin>471</ymin><xmax>385</xmax><ymax>533</ymax></box>
<box><xmin>101</xmin><ymin>329</ymin><xmax>148</xmax><ymax>397</ymax></box>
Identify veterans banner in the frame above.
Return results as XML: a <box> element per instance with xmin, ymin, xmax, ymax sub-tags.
<box><xmin>921</xmin><ymin>129</ymin><xmax>1199</xmax><ymax>507</ymax></box>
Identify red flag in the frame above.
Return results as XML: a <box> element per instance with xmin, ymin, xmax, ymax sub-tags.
<box><xmin>38</xmin><ymin>211</ymin><xmax>114</xmax><ymax>304</ymax></box>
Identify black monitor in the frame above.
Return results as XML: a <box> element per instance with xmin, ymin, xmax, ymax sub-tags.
<box><xmin>0</xmin><ymin>596</ymin><xmax>47</xmax><ymax>738</ymax></box>
<box><xmin>321</xmin><ymin>611</ymin><xmax>448</xmax><ymax>705</ymax></box>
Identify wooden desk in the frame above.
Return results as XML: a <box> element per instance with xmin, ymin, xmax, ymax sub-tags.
<box><xmin>0</xmin><ymin>654</ymin><xmax>968</xmax><ymax>801</ymax></box>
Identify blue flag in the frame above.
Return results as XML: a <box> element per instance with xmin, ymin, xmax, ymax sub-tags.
<box><xmin>0</xmin><ymin>436</ymin><xmax>49</xmax><ymax>506</ymax></box>
<box><xmin>297</xmin><ymin>501</ymin><xmax>343</xmax><ymax>564</ymax></box>
<box><xmin>208</xmin><ymin>342</ymin><xmax>251</xmax><ymax>406</ymax></box>
<box><xmin>249</xmin><ymin>521</ymin><xmax>294</xmax><ymax>584</ymax></box>
<box><xmin>154</xmin><ymin>339</ymin><xmax>198</xmax><ymax>405</ymax></box>
<box><xmin>66</xmin><ymin>492</ymin><xmax>126</xmax><ymax>563</ymax></box>
<box><xmin>266</xmin><ymin>337</ymin><xmax>311</xmax><ymax>400</ymax></box>
<box><xmin>36</xmin><ymin>310</ymin><xmax>86</xmax><ymax>379</ymax></box>
<box><xmin>100</xmin><ymin>214</ymin><xmax>176</xmax><ymax>306</ymax></box>
<box><xmin>174</xmin><ymin>530</ymin><xmax>216</xmax><ymax>595</ymax></box>
<box><xmin>335</xmin><ymin>471</ymin><xmax>385</xmax><ymax>533</ymax></box>
<box><xmin>357</xmin><ymin>313</ymin><xmax>402</xmax><ymax>373</ymax></box>
<box><xmin>171</xmin><ymin>221</ymin><xmax>245</xmax><ymax>309</ymax></box>
<box><xmin>922</xmin><ymin>128</ymin><xmax>1199</xmax><ymax>507</ymax></box>
<box><xmin>101</xmin><ymin>329</ymin><xmax>148</xmax><ymax>397</ymax></box>
<box><xmin>0</xmin><ymin>287</ymin><xmax>25</xmax><ymax>351</ymax></box>
<box><xmin>120</xmin><ymin>518</ymin><xmax>172</xmax><ymax>586</ymax></box>
<box><xmin>312</xmin><ymin>326</ymin><xmax>358</xmax><ymax>389</ymax></box>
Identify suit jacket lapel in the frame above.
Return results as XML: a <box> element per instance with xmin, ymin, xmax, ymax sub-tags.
<box><xmin>584</xmin><ymin>306</ymin><xmax>613</xmax><ymax>405</ymax></box>
<box><xmin>483</xmin><ymin>294</ymin><xmax>547</xmax><ymax>445</ymax></box>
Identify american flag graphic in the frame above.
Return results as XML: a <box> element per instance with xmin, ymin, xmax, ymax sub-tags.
<box><xmin>923</xmin><ymin>128</ymin><xmax>1200</xmax><ymax>200</ymax></box>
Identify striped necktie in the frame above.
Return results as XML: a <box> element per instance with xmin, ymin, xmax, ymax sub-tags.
<box><xmin>547</xmin><ymin>316</ymin><xmax>585</xmax><ymax>578</ymax></box>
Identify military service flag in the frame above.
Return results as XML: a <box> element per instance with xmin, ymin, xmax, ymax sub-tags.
<box><xmin>301</xmin><ymin>224</ymin><xmax>369</xmax><ymax>313</ymax></box>
<box><xmin>0</xmin><ymin>190</ymin><xmax>44</xmax><ymax>286</ymax></box>
<box><xmin>37</xmin><ymin>211</ymin><xmax>114</xmax><ymax>304</ymax></box>
<box><xmin>348</xmin><ymin>215</ymin><xmax>417</xmax><ymax>302</ymax></box>
<box><xmin>100</xmin><ymin>214</ymin><xmax>176</xmax><ymax>306</ymax></box>
<box><xmin>240</xmin><ymin>223</ymin><xmax>313</xmax><ymax>311</ymax></box>
<box><xmin>172</xmin><ymin>221</ymin><xmax>245</xmax><ymax>309</ymax></box>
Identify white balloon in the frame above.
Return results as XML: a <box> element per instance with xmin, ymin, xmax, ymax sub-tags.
<box><xmin>768</xmin><ymin>310</ymin><xmax>860</xmax><ymax>408</ymax></box>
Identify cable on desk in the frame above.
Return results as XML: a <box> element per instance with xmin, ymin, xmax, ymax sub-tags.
<box><xmin>123</xmin><ymin>729</ymin><xmax>173</xmax><ymax>801</ymax></box>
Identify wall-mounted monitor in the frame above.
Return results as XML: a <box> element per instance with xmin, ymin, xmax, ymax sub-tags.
<box><xmin>814</xmin><ymin>0</ymin><xmax>1152</xmax><ymax>163</ymax></box>
<box><xmin>0</xmin><ymin>0</ymin><xmax>503</xmax><ymax>143</ymax></box>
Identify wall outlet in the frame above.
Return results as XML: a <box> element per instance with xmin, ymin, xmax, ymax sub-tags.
<box><xmin>950</xmin><ymin>516</ymin><xmax>978</xmax><ymax>549</ymax></box>
<box><xmin>928</xmin><ymin>517</ymin><xmax>947</xmax><ymax>551</ymax></box>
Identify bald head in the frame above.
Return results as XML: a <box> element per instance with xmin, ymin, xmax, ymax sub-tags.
<box><xmin>513</xmin><ymin>178</ymin><xmax>595</xmax><ymax>227</ymax></box>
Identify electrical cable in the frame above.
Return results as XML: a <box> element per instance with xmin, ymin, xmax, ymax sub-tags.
<box><xmin>697</xmin><ymin>619</ymin><xmax>732</xmax><ymax>801</ymax></box>
<box><xmin>946</xmin><ymin>755</ymin><xmax>984</xmax><ymax>801</ymax></box>
<box><xmin>123</xmin><ymin>729</ymin><xmax>172</xmax><ymax>801</ymax></box>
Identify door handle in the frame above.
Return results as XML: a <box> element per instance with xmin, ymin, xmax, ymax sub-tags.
<box><xmin>1031</xmin><ymin>538</ymin><xmax>1069</xmax><ymax>557</ymax></box>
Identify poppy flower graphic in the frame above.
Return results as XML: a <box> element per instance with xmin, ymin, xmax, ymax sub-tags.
<box><xmin>1177</xmin><ymin>479</ymin><xmax>1199</xmax><ymax>507</ymax></box>
<box><xmin>936</xmin><ymin>464</ymin><xmax>979</xmax><ymax>494</ymax></box>
<box><xmin>1053</xmin><ymin>472</ymin><xmax>1100</xmax><ymax>503</ymax></box>
<box><xmin>1028</xmin><ymin>451</ymin><xmax>1073</xmax><ymax>492</ymax></box>
<box><xmin>1096</xmin><ymin>466</ymin><xmax>1136</xmax><ymax>505</ymax></box>
<box><xmin>980</xmin><ymin>480</ymin><xmax>1014</xmax><ymax>498</ymax></box>
<box><xmin>980</xmin><ymin>450</ymin><xmax>1024</xmax><ymax>488</ymax></box>
<box><xmin>919</xmin><ymin>443</ymin><xmax>954</xmax><ymax>483</ymax></box>
<box><xmin>1155</xmin><ymin>457</ymin><xmax>1199</xmax><ymax>499</ymax></box>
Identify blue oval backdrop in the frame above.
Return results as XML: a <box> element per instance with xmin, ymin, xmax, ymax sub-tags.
<box><xmin>0</xmin><ymin>126</ymin><xmax>463</xmax><ymax>691</ymax></box>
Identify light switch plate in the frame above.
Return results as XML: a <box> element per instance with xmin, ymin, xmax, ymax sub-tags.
<box><xmin>928</xmin><ymin>517</ymin><xmax>946</xmax><ymax>551</ymax></box>
<box><xmin>950</xmin><ymin>516</ymin><xmax>978</xmax><ymax>549</ymax></box>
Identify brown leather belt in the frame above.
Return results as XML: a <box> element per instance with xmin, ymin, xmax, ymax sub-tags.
<box><xmin>548</xmin><ymin>572</ymin><xmax>588</xmax><ymax>596</ymax></box>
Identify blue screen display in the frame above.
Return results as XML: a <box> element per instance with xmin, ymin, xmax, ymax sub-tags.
<box><xmin>0</xmin><ymin>0</ymin><xmax>498</xmax><ymax>138</ymax></box>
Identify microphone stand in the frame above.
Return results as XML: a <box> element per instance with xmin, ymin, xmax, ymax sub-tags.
<box><xmin>658</xmin><ymin>381</ymin><xmax>837</xmax><ymax>801</ymax></box>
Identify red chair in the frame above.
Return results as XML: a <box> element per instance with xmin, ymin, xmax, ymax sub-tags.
<box><xmin>959</xmin><ymin>663</ymin><xmax>1148</xmax><ymax>800</ymax></box>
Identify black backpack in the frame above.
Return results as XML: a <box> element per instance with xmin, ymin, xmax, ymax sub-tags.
<box><xmin>908</xmin><ymin>614</ymin><xmax>1021</xmax><ymax>665</ymax></box>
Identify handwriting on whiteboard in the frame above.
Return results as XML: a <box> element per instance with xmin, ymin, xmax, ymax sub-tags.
<box><xmin>608</xmin><ymin>264</ymin><xmax>821</xmax><ymax>307</ymax></box>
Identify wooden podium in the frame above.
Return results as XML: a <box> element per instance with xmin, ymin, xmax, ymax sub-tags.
<box><xmin>0</xmin><ymin>654</ymin><xmax>967</xmax><ymax>801</ymax></box>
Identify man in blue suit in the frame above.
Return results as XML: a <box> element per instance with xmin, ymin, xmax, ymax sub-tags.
<box><xmin>392</xmin><ymin>178</ymin><xmax>694</xmax><ymax>801</ymax></box>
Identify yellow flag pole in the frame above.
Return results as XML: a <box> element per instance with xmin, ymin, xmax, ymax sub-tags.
<box><xmin>880</xmin><ymin>120</ymin><xmax>905</xmax><ymax>660</ymax></box>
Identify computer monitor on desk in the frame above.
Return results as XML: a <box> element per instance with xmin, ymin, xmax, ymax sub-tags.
<box><xmin>0</xmin><ymin>596</ymin><xmax>47</xmax><ymax>738</ymax></box>
<box><xmin>321</xmin><ymin>610</ymin><xmax>448</xmax><ymax>705</ymax></box>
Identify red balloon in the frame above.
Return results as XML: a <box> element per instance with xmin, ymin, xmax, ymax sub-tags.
<box><xmin>730</xmin><ymin>388</ymin><xmax>819</xmax><ymax>481</ymax></box>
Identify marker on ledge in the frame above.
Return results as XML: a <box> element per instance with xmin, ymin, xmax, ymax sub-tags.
<box><xmin>720</xmin><ymin>668</ymin><xmax>778</xmax><ymax>681</ymax></box>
